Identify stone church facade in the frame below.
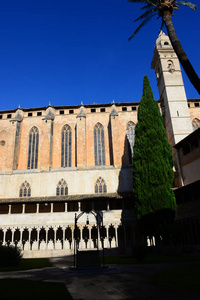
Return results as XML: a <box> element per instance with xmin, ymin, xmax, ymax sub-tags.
<box><xmin>0</xmin><ymin>32</ymin><xmax>200</xmax><ymax>257</ymax></box>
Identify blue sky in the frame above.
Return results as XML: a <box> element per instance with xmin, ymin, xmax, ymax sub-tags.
<box><xmin>0</xmin><ymin>0</ymin><xmax>199</xmax><ymax>111</ymax></box>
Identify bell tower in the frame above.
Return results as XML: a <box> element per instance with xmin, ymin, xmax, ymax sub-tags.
<box><xmin>151</xmin><ymin>31</ymin><xmax>192</xmax><ymax>148</ymax></box>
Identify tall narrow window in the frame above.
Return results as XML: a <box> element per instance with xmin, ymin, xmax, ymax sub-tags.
<box><xmin>19</xmin><ymin>181</ymin><xmax>31</xmax><ymax>197</ymax></box>
<box><xmin>61</xmin><ymin>125</ymin><xmax>72</xmax><ymax>167</ymax></box>
<box><xmin>94</xmin><ymin>123</ymin><xmax>105</xmax><ymax>166</ymax></box>
<box><xmin>126</xmin><ymin>121</ymin><xmax>135</xmax><ymax>163</ymax></box>
<box><xmin>95</xmin><ymin>177</ymin><xmax>107</xmax><ymax>194</ymax></box>
<box><xmin>27</xmin><ymin>126</ymin><xmax>39</xmax><ymax>169</ymax></box>
<box><xmin>192</xmin><ymin>118</ymin><xmax>200</xmax><ymax>131</ymax></box>
<box><xmin>56</xmin><ymin>179</ymin><xmax>68</xmax><ymax>196</ymax></box>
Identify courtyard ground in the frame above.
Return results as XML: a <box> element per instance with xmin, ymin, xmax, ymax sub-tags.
<box><xmin>0</xmin><ymin>255</ymin><xmax>200</xmax><ymax>300</ymax></box>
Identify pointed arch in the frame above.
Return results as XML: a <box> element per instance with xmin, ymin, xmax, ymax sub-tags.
<box><xmin>19</xmin><ymin>181</ymin><xmax>31</xmax><ymax>197</ymax></box>
<box><xmin>27</xmin><ymin>126</ymin><xmax>39</xmax><ymax>169</ymax></box>
<box><xmin>94</xmin><ymin>123</ymin><xmax>105</xmax><ymax>166</ymax></box>
<box><xmin>192</xmin><ymin>118</ymin><xmax>200</xmax><ymax>131</ymax></box>
<box><xmin>95</xmin><ymin>177</ymin><xmax>107</xmax><ymax>194</ymax></box>
<box><xmin>56</xmin><ymin>178</ymin><xmax>68</xmax><ymax>196</ymax></box>
<box><xmin>61</xmin><ymin>124</ymin><xmax>72</xmax><ymax>167</ymax></box>
<box><xmin>126</xmin><ymin>121</ymin><xmax>135</xmax><ymax>163</ymax></box>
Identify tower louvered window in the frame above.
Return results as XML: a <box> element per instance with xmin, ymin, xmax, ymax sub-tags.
<box><xmin>192</xmin><ymin>118</ymin><xmax>200</xmax><ymax>131</ymax></box>
<box><xmin>126</xmin><ymin>121</ymin><xmax>135</xmax><ymax>163</ymax></box>
<box><xmin>27</xmin><ymin>126</ymin><xmax>39</xmax><ymax>169</ymax></box>
<box><xmin>56</xmin><ymin>179</ymin><xmax>68</xmax><ymax>196</ymax></box>
<box><xmin>94</xmin><ymin>123</ymin><xmax>105</xmax><ymax>166</ymax></box>
<box><xmin>61</xmin><ymin>125</ymin><xmax>72</xmax><ymax>167</ymax></box>
<box><xmin>19</xmin><ymin>181</ymin><xmax>31</xmax><ymax>197</ymax></box>
<box><xmin>95</xmin><ymin>177</ymin><xmax>107</xmax><ymax>194</ymax></box>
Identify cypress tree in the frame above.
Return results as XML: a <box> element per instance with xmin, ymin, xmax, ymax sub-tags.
<box><xmin>133</xmin><ymin>75</ymin><xmax>177</xmax><ymax>237</ymax></box>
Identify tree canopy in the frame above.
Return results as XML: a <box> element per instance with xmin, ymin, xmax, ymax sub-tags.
<box><xmin>133</xmin><ymin>75</ymin><xmax>177</xmax><ymax>236</ymax></box>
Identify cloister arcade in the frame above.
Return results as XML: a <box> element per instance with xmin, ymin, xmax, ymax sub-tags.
<box><xmin>0</xmin><ymin>223</ymin><xmax>131</xmax><ymax>254</ymax></box>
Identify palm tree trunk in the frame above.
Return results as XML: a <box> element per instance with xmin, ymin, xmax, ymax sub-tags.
<box><xmin>163</xmin><ymin>11</ymin><xmax>200</xmax><ymax>95</ymax></box>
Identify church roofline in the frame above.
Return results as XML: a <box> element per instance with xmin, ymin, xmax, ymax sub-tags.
<box><xmin>0</xmin><ymin>99</ymin><xmax>199</xmax><ymax>114</ymax></box>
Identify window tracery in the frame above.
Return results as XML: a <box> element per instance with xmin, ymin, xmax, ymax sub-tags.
<box><xmin>126</xmin><ymin>121</ymin><xmax>135</xmax><ymax>162</ymax></box>
<box><xmin>94</xmin><ymin>123</ymin><xmax>105</xmax><ymax>166</ymax></box>
<box><xmin>27</xmin><ymin>126</ymin><xmax>39</xmax><ymax>169</ymax></box>
<box><xmin>56</xmin><ymin>179</ymin><xmax>68</xmax><ymax>196</ymax></box>
<box><xmin>19</xmin><ymin>181</ymin><xmax>31</xmax><ymax>197</ymax></box>
<box><xmin>95</xmin><ymin>177</ymin><xmax>107</xmax><ymax>194</ymax></box>
<box><xmin>61</xmin><ymin>124</ymin><xmax>72</xmax><ymax>167</ymax></box>
<box><xmin>192</xmin><ymin>118</ymin><xmax>200</xmax><ymax>131</ymax></box>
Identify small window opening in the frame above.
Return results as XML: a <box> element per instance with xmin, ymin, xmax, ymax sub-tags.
<box><xmin>122</xmin><ymin>107</ymin><xmax>127</xmax><ymax>112</ymax></box>
<box><xmin>28</xmin><ymin>112</ymin><xmax>32</xmax><ymax>117</ymax></box>
<box><xmin>69</xmin><ymin>110</ymin><xmax>74</xmax><ymax>114</ymax></box>
<box><xmin>91</xmin><ymin>108</ymin><xmax>96</xmax><ymax>113</ymax></box>
<box><xmin>7</xmin><ymin>114</ymin><xmax>12</xmax><ymax>119</ymax></box>
<box><xmin>132</xmin><ymin>107</ymin><xmax>136</xmax><ymax>111</ymax></box>
<box><xmin>188</xmin><ymin>103</ymin><xmax>190</xmax><ymax>108</ymax></box>
<box><xmin>0</xmin><ymin>115</ymin><xmax>2</xmax><ymax>119</ymax></box>
<box><xmin>60</xmin><ymin>110</ymin><xmax>64</xmax><ymax>115</ymax></box>
<box><xmin>194</xmin><ymin>103</ymin><xmax>199</xmax><ymax>107</ymax></box>
<box><xmin>37</xmin><ymin>112</ymin><xmax>42</xmax><ymax>116</ymax></box>
<box><xmin>100</xmin><ymin>108</ymin><xmax>105</xmax><ymax>112</ymax></box>
<box><xmin>182</xmin><ymin>144</ymin><xmax>190</xmax><ymax>156</ymax></box>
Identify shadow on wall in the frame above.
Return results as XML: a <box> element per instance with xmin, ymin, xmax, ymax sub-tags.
<box><xmin>117</xmin><ymin>135</ymin><xmax>133</xmax><ymax>193</ymax></box>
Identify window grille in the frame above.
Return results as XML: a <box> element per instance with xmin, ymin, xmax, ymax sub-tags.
<box><xmin>192</xmin><ymin>118</ymin><xmax>200</xmax><ymax>131</ymax></box>
<box><xmin>19</xmin><ymin>181</ymin><xmax>31</xmax><ymax>197</ymax></box>
<box><xmin>95</xmin><ymin>177</ymin><xmax>107</xmax><ymax>194</ymax></box>
<box><xmin>56</xmin><ymin>179</ymin><xmax>68</xmax><ymax>196</ymax></box>
<box><xmin>94</xmin><ymin>123</ymin><xmax>105</xmax><ymax>166</ymax></box>
<box><xmin>27</xmin><ymin>126</ymin><xmax>39</xmax><ymax>169</ymax></box>
<box><xmin>61</xmin><ymin>124</ymin><xmax>72</xmax><ymax>167</ymax></box>
<box><xmin>126</xmin><ymin>121</ymin><xmax>135</xmax><ymax>163</ymax></box>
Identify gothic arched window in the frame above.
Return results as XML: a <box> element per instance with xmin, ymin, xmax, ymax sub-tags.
<box><xmin>192</xmin><ymin>118</ymin><xmax>200</xmax><ymax>131</ymax></box>
<box><xmin>56</xmin><ymin>179</ymin><xmax>68</xmax><ymax>196</ymax></box>
<box><xmin>19</xmin><ymin>181</ymin><xmax>31</xmax><ymax>197</ymax></box>
<box><xmin>95</xmin><ymin>177</ymin><xmax>107</xmax><ymax>194</ymax></box>
<box><xmin>27</xmin><ymin>126</ymin><xmax>39</xmax><ymax>169</ymax></box>
<box><xmin>94</xmin><ymin>123</ymin><xmax>105</xmax><ymax>166</ymax></box>
<box><xmin>126</xmin><ymin>121</ymin><xmax>135</xmax><ymax>163</ymax></box>
<box><xmin>61</xmin><ymin>125</ymin><xmax>72</xmax><ymax>167</ymax></box>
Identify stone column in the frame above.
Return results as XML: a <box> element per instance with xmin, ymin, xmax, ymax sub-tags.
<box><xmin>37</xmin><ymin>228</ymin><xmax>40</xmax><ymax>250</ymax></box>
<box><xmin>65</xmin><ymin>203</ymin><xmax>68</xmax><ymax>212</ymax></box>
<box><xmin>114</xmin><ymin>226</ymin><xmax>118</xmax><ymax>248</ymax></box>
<box><xmin>106</xmin><ymin>225</ymin><xmax>109</xmax><ymax>248</ymax></box>
<box><xmin>80</xmin><ymin>227</ymin><xmax>83</xmax><ymax>249</ymax></box>
<box><xmin>88</xmin><ymin>226</ymin><xmax>92</xmax><ymax>249</ymax></box>
<box><xmin>8</xmin><ymin>205</ymin><xmax>11</xmax><ymax>214</ymax></box>
<box><xmin>3</xmin><ymin>229</ymin><xmax>6</xmax><ymax>245</ymax></box>
<box><xmin>22</xmin><ymin>204</ymin><xmax>25</xmax><ymax>214</ymax></box>
<box><xmin>11</xmin><ymin>228</ymin><xmax>15</xmax><ymax>244</ymax></box>
<box><xmin>50</xmin><ymin>203</ymin><xmax>53</xmax><ymax>213</ymax></box>
<box><xmin>20</xmin><ymin>228</ymin><xmax>23</xmax><ymax>246</ymax></box>
<box><xmin>36</xmin><ymin>204</ymin><xmax>39</xmax><ymax>213</ymax></box>
<box><xmin>71</xmin><ymin>226</ymin><xmax>74</xmax><ymax>250</ymax></box>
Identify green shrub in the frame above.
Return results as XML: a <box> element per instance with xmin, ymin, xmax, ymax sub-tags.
<box><xmin>0</xmin><ymin>245</ymin><xmax>22</xmax><ymax>267</ymax></box>
<box><xmin>132</xmin><ymin>245</ymin><xmax>147</xmax><ymax>262</ymax></box>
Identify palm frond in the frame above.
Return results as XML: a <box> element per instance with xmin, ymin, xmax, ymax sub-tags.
<box><xmin>176</xmin><ymin>1</ymin><xmax>197</xmax><ymax>10</ymax></box>
<box><xmin>128</xmin><ymin>12</ymin><xmax>157</xmax><ymax>40</ymax></box>
<box><xmin>134</xmin><ymin>9</ymin><xmax>157</xmax><ymax>22</ymax></box>
<box><xmin>140</xmin><ymin>3</ymin><xmax>155</xmax><ymax>10</ymax></box>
